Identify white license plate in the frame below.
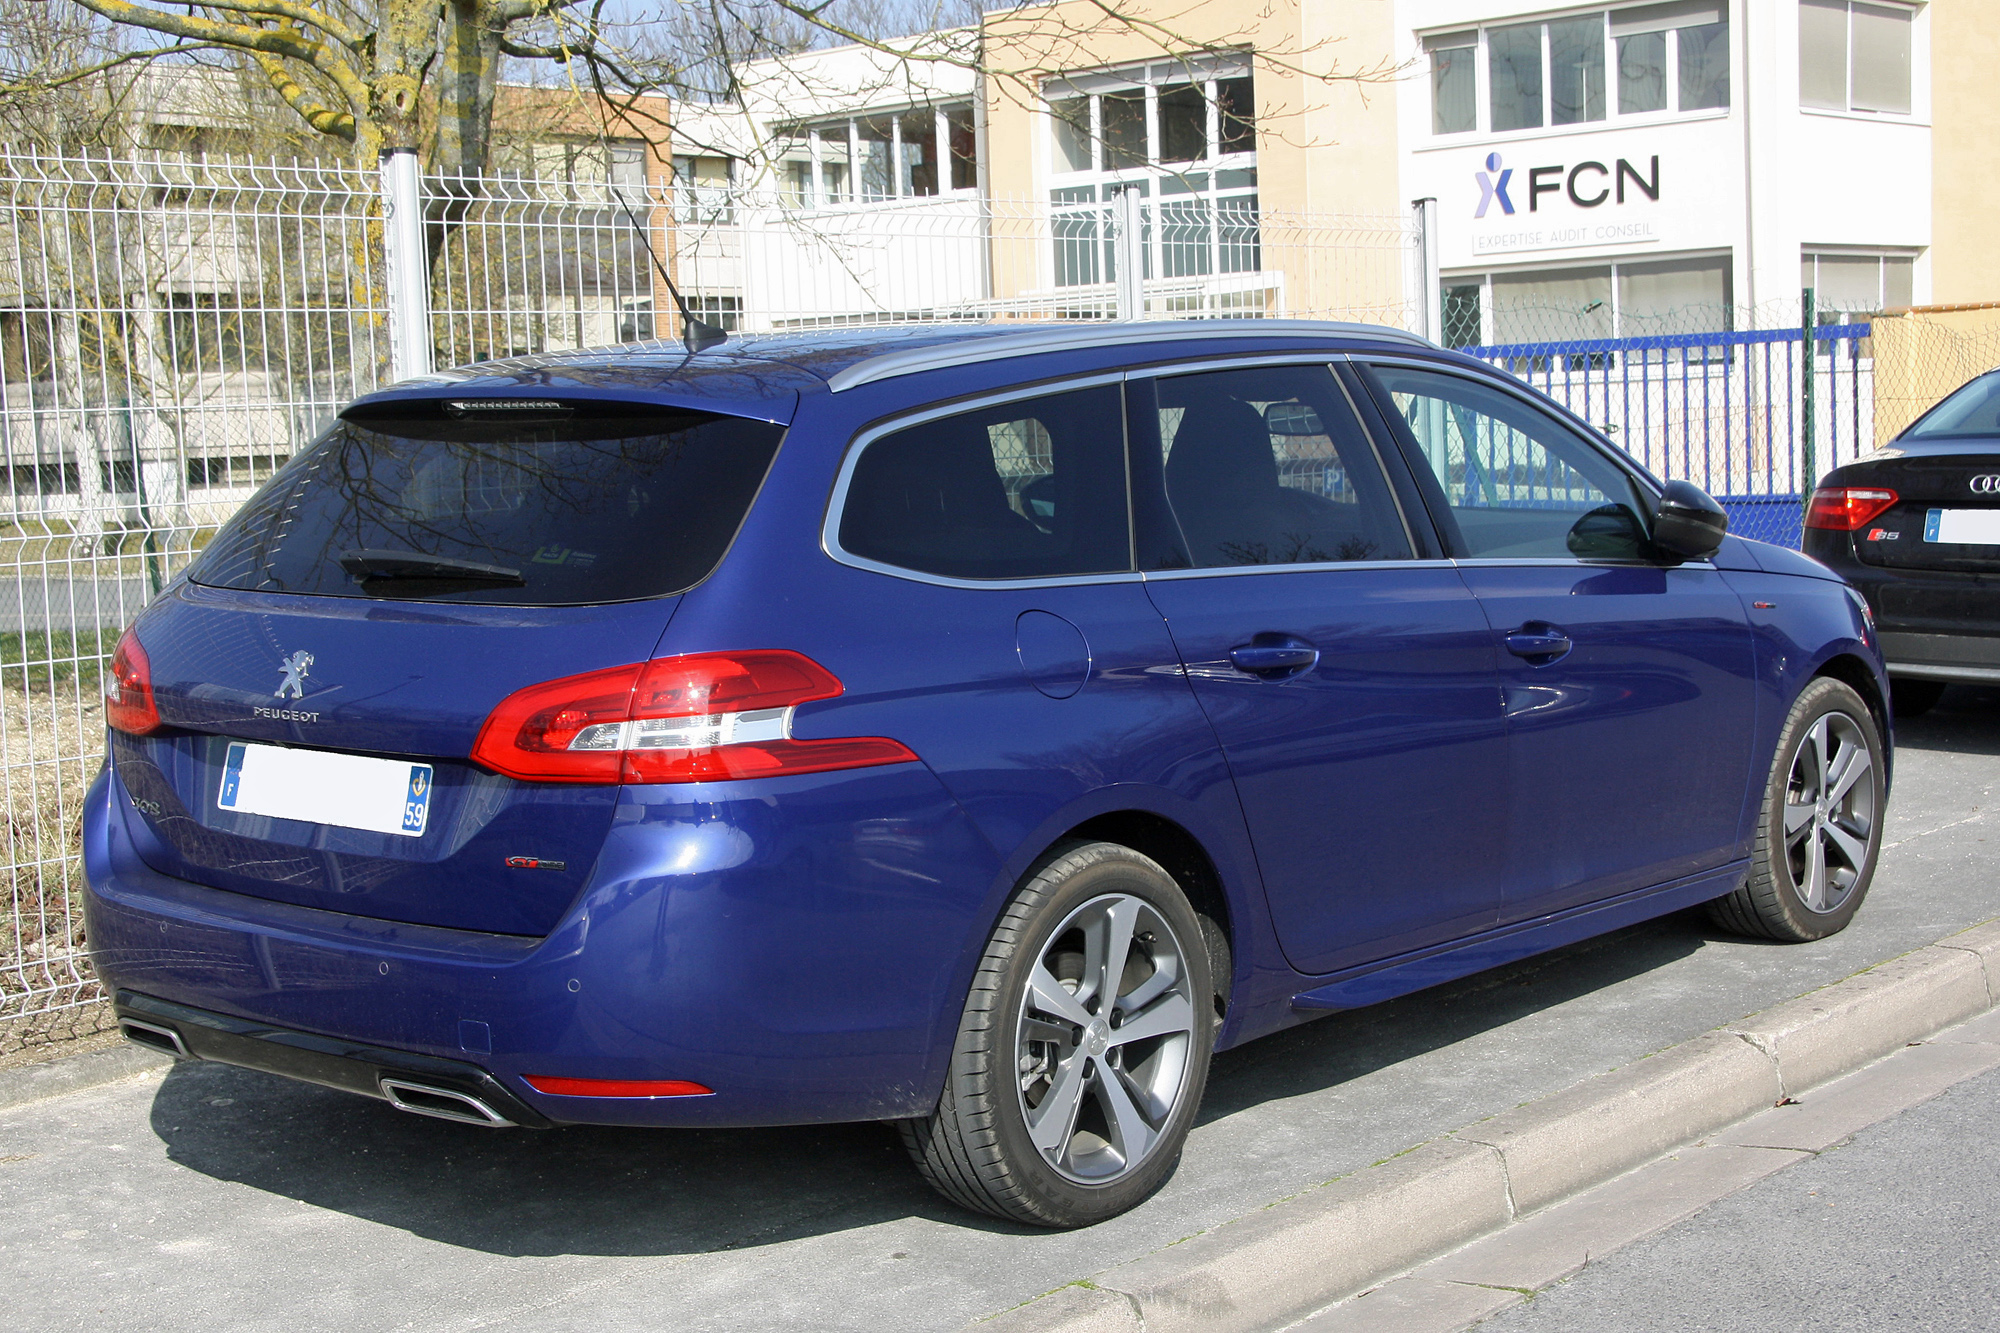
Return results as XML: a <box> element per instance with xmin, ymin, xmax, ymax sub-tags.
<box><xmin>218</xmin><ymin>742</ymin><xmax>434</xmax><ymax>837</ymax></box>
<box><xmin>1924</xmin><ymin>508</ymin><xmax>2000</xmax><ymax>545</ymax></box>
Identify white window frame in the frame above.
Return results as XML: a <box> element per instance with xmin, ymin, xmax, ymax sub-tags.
<box><xmin>1797</xmin><ymin>0</ymin><xmax>1920</xmax><ymax>119</ymax></box>
<box><xmin>784</xmin><ymin>103</ymin><xmax>976</xmax><ymax>211</ymax></box>
<box><xmin>1442</xmin><ymin>250</ymin><xmax>1737</xmax><ymax>347</ymax></box>
<box><xmin>1423</xmin><ymin>3</ymin><xmax>1731</xmax><ymax>140</ymax></box>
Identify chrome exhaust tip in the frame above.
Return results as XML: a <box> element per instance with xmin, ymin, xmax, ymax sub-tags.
<box><xmin>120</xmin><ymin>1019</ymin><xmax>190</xmax><ymax>1058</ymax></box>
<box><xmin>379</xmin><ymin>1077</ymin><xmax>516</xmax><ymax>1127</ymax></box>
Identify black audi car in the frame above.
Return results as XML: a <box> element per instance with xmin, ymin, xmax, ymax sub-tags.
<box><xmin>1806</xmin><ymin>367</ymin><xmax>2000</xmax><ymax>716</ymax></box>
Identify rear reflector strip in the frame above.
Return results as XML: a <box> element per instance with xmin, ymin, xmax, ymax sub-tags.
<box><xmin>523</xmin><ymin>1075</ymin><xmax>714</xmax><ymax>1098</ymax></box>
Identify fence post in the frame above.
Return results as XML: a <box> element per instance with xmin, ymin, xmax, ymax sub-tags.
<box><xmin>381</xmin><ymin>148</ymin><xmax>434</xmax><ymax>382</ymax></box>
<box><xmin>1800</xmin><ymin>286</ymin><xmax>1817</xmax><ymax>514</ymax></box>
<box><xmin>1111</xmin><ymin>185</ymin><xmax>1143</xmax><ymax>320</ymax></box>
<box><xmin>1411</xmin><ymin>197</ymin><xmax>1440</xmax><ymax>341</ymax></box>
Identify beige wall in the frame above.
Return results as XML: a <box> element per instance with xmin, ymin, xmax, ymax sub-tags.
<box><xmin>978</xmin><ymin>0</ymin><xmax>1405</xmax><ymax>315</ymax></box>
<box><xmin>1872</xmin><ymin>305</ymin><xmax>2000</xmax><ymax>444</ymax></box>
<box><xmin>1928</xmin><ymin>3</ymin><xmax>2000</xmax><ymax>304</ymax></box>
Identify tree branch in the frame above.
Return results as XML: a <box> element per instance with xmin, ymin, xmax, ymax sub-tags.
<box><xmin>0</xmin><ymin>40</ymin><xmax>226</xmax><ymax>93</ymax></box>
<box><xmin>247</xmin><ymin>48</ymin><xmax>355</xmax><ymax>139</ymax></box>
<box><xmin>165</xmin><ymin>0</ymin><xmax>367</xmax><ymax>52</ymax></box>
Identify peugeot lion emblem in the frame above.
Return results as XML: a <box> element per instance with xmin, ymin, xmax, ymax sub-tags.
<box><xmin>275</xmin><ymin>650</ymin><xmax>314</xmax><ymax>699</ymax></box>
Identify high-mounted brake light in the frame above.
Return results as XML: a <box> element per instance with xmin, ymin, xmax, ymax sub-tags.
<box><xmin>522</xmin><ymin>1075</ymin><xmax>714</xmax><ymax>1098</ymax></box>
<box><xmin>1805</xmin><ymin>487</ymin><xmax>1899</xmax><ymax>531</ymax></box>
<box><xmin>469</xmin><ymin>650</ymin><xmax>918</xmax><ymax>785</ymax></box>
<box><xmin>105</xmin><ymin>627</ymin><xmax>161</xmax><ymax>736</ymax></box>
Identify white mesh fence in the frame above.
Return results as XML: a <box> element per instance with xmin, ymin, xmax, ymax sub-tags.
<box><xmin>0</xmin><ymin>148</ymin><xmax>1419</xmax><ymax>1045</ymax></box>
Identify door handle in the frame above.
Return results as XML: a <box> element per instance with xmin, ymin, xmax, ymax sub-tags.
<box><xmin>1505</xmin><ymin>624</ymin><xmax>1573</xmax><ymax>663</ymax></box>
<box><xmin>1228</xmin><ymin>635</ymin><xmax>1319</xmax><ymax>678</ymax></box>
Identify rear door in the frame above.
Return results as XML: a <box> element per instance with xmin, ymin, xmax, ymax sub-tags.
<box><xmin>1356</xmin><ymin>360</ymin><xmax>1757</xmax><ymax>922</ymax></box>
<box><xmin>1132</xmin><ymin>361</ymin><xmax>1510</xmax><ymax>978</ymax></box>
<box><xmin>113</xmin><ymin>396</ymin><xmax>787</xmax><ymax>936</ymax></box>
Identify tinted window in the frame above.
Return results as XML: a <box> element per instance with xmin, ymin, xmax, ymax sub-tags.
<box><xmin>1370</xmin><ymin>365</ymin><xmax>1648</xmax><ymax>560</ymax></box>
<box><xmin>1905</xmin><ymin>373</ymin><xmax>2000</xmax><ymax>439</ymax></box>
<box><xmin>1155</xmin><ymin>364</ymin><xmax>1412</xmax><ymax>567</ymax></box>
<box><xmin>190</xmin><ymin>401</ymin><xmax>783</xmax><ymax>604</ymax></box>
<box><xmin>839</xmin><ymin>384</ymin><xmax>1131</xmax><ymax>580</ymax></box>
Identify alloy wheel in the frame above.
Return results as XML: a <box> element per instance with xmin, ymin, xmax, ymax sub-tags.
<box><xmin>1014</xmin><ymin>892</ymin><xmax>1198</xmax><ymax>1185</ymax></box>
<box><xmin>1782</xmin><ymin>711</ymin><xmax>1877</xmax><ymax>914</ymax></box>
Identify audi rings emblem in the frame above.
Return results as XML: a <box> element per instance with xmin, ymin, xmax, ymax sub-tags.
<box><xmin>1972</xmin><ymin>475</ymin><xmax>2000</xmax><ymax>494</ymax></box>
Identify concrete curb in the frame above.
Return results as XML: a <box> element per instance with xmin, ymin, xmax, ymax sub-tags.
<box><xmin>0</xmin><ymin>1039</ymin><xmax>171</xmax><ymax>1112</ymax></box>
<box><xmin>977</xmin><ymin>918</ymin><xmax>2000</xmax><ymax>1333</ymax></box>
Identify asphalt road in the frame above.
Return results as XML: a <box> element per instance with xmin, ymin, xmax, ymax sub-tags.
<box><xmin>3</xmin><ymin>687</ymin><xmax>1998</xmax><ymax>1333</ymax></box>
<box><xmin>1474</xmin><ymin>1061</ymin><xmax>2000</xmax><ymax>1333</ymax></box>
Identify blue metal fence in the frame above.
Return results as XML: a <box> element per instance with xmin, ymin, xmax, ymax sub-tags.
<box><xmin>1464</xmin><ymin>324</ymin><xmax>1874</xmax><ymax>548</ymax></box>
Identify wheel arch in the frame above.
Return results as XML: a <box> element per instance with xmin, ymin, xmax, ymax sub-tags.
<box><xmin>1064</xmin><ymin>809</ymin><xmax>1236</xmax><ymax>1024</ymax></box>
<box><xmin>1810</xmin><ymin>650</ymin><xmax>1893</xmax><ymax>788</ymax></box>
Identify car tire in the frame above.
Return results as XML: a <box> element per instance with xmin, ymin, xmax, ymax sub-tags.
<box><xmin>1708</xmin><ymin>677</ymin><xmax>1886</xmax><ymax>942</ymax></box>
<box><xmin>900</xmin><ymin>841</ymin><xmax>1215</xmax><ymax>1228</ymax></box>
<box><xmin>1890</xmin><ymin>678</ymin><xmax>1946</xmax><ymax>719</ymax></box>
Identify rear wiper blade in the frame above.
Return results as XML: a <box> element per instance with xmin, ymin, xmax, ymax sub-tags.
<box><xmin>340</xmin><ymin>550</ymin><xmax>525</xmax><ymax>585</ymax></box>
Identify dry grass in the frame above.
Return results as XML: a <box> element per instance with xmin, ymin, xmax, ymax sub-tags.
<box><xmin>0</xmin><ymin>658</ymin><xmax>111</xmax><ymax>1055</ymax></box>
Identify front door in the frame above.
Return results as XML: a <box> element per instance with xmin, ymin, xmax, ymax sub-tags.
<box><xmin>1357</xmin><ymin>361</ymin><xmax>1758</xmax><ymax>922</ymax></box>
<box><xmin>1132</xmin><ymin>361</ymin><xmax>1510</xmax><ymax>978</ymax></box>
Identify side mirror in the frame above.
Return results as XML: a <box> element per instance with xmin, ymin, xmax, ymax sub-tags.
<box><xmin>1651</xmin><ymin>480</ymin><xmax>1729</xmax><ymax>561</ymax></box>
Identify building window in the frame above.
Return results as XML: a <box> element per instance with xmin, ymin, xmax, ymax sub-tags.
<box><xmin>671</xmin><ymin>155</ymin><xmax>735</xmax><ymax>223</ymax></box>
<box><xmin>780</xmin><ymin>103</ymin><xmax>976</xmax><ymax>208</ymax></box>
<box><xmin>1801</xmin><ymin>1</ymin><xmax>1913</xmax><ymax>115</ymax></box>
<box><xmin>1044</xmin><ymin>59</ymin><xmax>1260</xmax><ymax>294</ymax></box>
<box><xmin>1045</xmin><ymin>61</ymin><xmax>1256</xmax><ymax>177</ymax></box>
<box><xmin>1428</xmin><ymin>32</ymin><xmax>1478</xmax><ymax>133</ymax></box>
<box><xmin>1432</xmin><ymin>4</ymin><xmax>1728</xmax><ymax>137</ymax></box>
<box><xmin>1445</xmin><ymin>254</ymin><xmax>1734</xmax><ymax>346</ymax></box>
<box><xmin>1802</xmin><ymin>252</ymin><xmax>1915</xmax><ymax>317</ymax></box>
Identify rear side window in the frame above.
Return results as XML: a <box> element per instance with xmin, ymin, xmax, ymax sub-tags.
<box><xmin>838</xmin><ymin>384</ymin><xmax>1131</xmax><ymax>580</ymax></box>
<box><xmin>1155</xmin><ymin>364</ymin><xmax>1414</xmax><ymax>567</ymax></box>
<box><xmin>190</xmin><ymin>401</ymin><xmax>783</xmax><ymax>604</ymax></box>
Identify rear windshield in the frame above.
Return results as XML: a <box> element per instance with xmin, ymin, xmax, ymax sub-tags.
<box><xmin>1905</xmin><ymin>373</ymin><xmax>2000</xmax><ymax>440</ymax></box>
<box><xmin>190</xmin><ymin>400</ymin><xmax>784</xmax><ymax>605</ymax></box>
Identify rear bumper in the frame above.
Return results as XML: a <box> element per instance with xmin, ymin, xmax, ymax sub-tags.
<box><xmin>1877</xmin><ymin>631</ymin><xmax>2000</xmax><ymax>683</ymax></box>
<box><xmin>82</xmin><ymin>754</ymin><xmax>1005</xmax><ymax>1129</ymax></box>
<box><xmin>114</xmin><ymin>990</ymin><xmax>551</xmax><ymax>1128</ymax></box>
<box><xmin>1807</xmin><ymin>546</ymin><xmax>2000</xmax><ymax>682</ymax></box>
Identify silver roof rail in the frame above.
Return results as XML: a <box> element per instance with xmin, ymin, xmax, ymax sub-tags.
<box><xmin>824</xmin><ymin>320</ymin><xmax>1438</xmax><ymax>393</ymax></box>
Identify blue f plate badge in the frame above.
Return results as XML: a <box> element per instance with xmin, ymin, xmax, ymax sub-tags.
<box><xmin>219</xmin><ymin>741</ymin><xmax>434</xmax><ymax>838</ymax></box>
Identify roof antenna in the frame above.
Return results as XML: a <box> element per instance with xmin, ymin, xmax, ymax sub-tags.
<box><xmin>611</xmin><ymin>184</ymin><xmax>728</xmax><ymax>354</ymax></box>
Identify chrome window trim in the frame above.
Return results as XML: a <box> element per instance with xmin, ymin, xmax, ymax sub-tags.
<box><xmin>826</xmin><ymin>321</ymin><xmax>1436</xmax><ymax>394</ymax></box>
<box><xmin>1448</xmin><ymin>556</ymin><xmax>1715</xmax><ymax>569</ymax></box>
<box><xmin>1124</xmin><ymin>350</ymin><xmax>1348</xmax><ymax>380</ymax></box>
<box><xmin>1140</xmin><ymin>557</ymin><xmax>1458</xmax><ymax>582</ymax></box>
<box><xmin>821</xmin><ymin>371</ymin><xmax>1143</xmax><ymax>590</ymax></box>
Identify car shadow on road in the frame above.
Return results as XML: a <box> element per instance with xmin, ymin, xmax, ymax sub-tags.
<box><xmin>145</xmin><ymin>907</ymin><xmax>1732</xmax><ymax>1259</ymax></box>
<box><xmin>1893</xmin><ymin>685</ymin><xmax>2000</xmax><ymax>757</ymax></box>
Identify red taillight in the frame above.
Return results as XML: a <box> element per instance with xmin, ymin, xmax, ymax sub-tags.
<box><xmin>104</xmin><ymin>627</ymin><xmax>161</xmax><ymax>736</ymax></box>
<box><xmin>469</xmin><ymin>650</ymin><xmax>918</xmax><ymax>785</ymax></box>
<box><xmin>522</xmin><ymin>1075</ymin><xmax>713</xmax><ymax>1098</ymax></box>
<box><xmin>1805</xmin><ymin>487</ymin><xmax>1899</xmax><ymax>531</ymax></box>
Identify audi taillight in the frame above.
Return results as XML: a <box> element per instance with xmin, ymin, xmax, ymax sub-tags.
<box><xmin>469</xmin><ymin>650</ymin><xmax>918</xmax><ymax>785</ymax></box>
<box><xmin>1805</xmin><ymin>487</ymin><xmax>1899</xmax><ymax>531</ymax></box>
<box><xmin>104</xmin><ymin>627</ymin><xmax>161</xmax><ymax>736</ymax></box>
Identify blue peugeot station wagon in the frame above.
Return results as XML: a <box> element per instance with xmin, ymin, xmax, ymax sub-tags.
<box><xmin>85</xmin><ymin>321</ymin><xmax>1890</xmax><ymax>1227</ymax></box>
